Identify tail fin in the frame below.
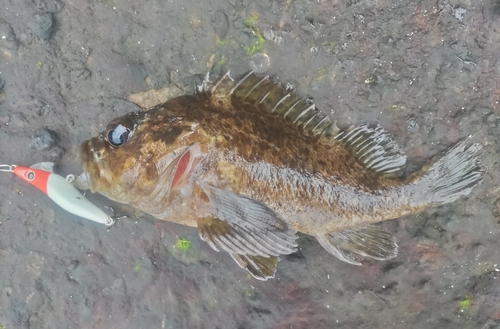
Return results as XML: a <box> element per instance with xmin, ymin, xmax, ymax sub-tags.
<box><xmin>413</xmin><ymin>137</ymin><xmax>485</xmax><ymax>207</ymax></box>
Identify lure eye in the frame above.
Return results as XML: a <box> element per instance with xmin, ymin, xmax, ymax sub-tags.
<box><xmin>106</xmin><ymin>124</ymin><xmax>130</xmax><ymax>147</ymax></box>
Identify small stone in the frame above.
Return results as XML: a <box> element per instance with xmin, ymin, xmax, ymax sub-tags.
<box><xmin>29</xmin><ymin>13</ymin><xmax>54</xmax><ymax>40</ymax></box>
<box><xmin>30</xmin><ymin>128</ymin><xmax>58</xmax><ymax>151</ymax></box>
<box><xmin>48</xmin><ymin>145</ymin><xmax>64</xmax><ymax>160</ymax></box>
<box><xmin>262</xmin><ymin>29</ymin><xmax>283</xmax><ymax>44</ymax></box>
<box><xmin>472</xmin><ymin>244</ymin><xmax>487</xmax><ymax>258</ymax></box>
<box><xmin>263</xmin><ymin>29</ymin><xmax>275</xmax><ymax>41</ymax></box>
<box><xmin>406</xmin><ymin>115</ymin><xmax>420</xmax><ymax>132</ymax></box>
<box><xmin>454</xmin><ymin>7</ymin><xmax>466</xmax><ymax>21</ymax></box>
<box><xmin>249</xmin><ymin>53</ymin><xmax>270</xmax><ymax>73</ymax></box>
<box><xmin>485</xmin><ymin>113</ymin><xmax>498</xmax><ymax>125</ymax></box>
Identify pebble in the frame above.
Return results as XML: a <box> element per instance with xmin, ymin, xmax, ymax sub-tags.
<box><xmin>405</xmin><ymin>115</ymin><xmax>420</xmax><ymax>133</ymax></box>
<box><xmin>48</xmin><ymin>145</ymin><xmax>65</xmax><ymax>160</ymax></box>
<box><xmin>485</xmin><ymin>113</ymin><xmax>498</xmax><ymax>125</ymax></box>
<box><xmin>472</xmin><ymin>244</ymin><xmax>488</xmax><ymax>258</ymax></box>
<box><xmin>0</xmin><ymin>21</ymin><xmax>19</xmax><ymax>50</ymax></box>
<box><xmin>30</xmin><ymin>128</ymin><xmax>58</xmax><ymax>151</ymax></box>
<box><xmin>263</xmin><ymin>29</ymin><xmax>284</xmax><ymax>44</ymax></box>
<box><xmin>249</xmin><ymin>53</ymin><xmax>270</xmax><ymax>73</ymax></box>
<box><xmin>29</xmin><ymin>13</ymin><xmax>54</xmax><ymax>40</ymax></box>
<box><xmin>454</xmin><ymin>7</ymin><xmax>466</xmax><ymax>21</ymax></box>
<box><xmin>263</xmin><ymin>29</ymin><xmax>275</xmax><ymax>41</ymax></box>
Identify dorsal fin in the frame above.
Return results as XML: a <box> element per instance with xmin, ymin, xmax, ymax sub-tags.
<box><xmin>334</xmin><ymin>124</ymin><xmax>407</xmax><ymax>175</ymax></box>
<box><xmin>197</xmin><ymin>72</ymin><xmax>406</xmax><ymax>176</ymax></box>
<box><xmin>197</xmin><ymin>71</ymin><xmax>339</xmax><ymax>138</ymax></box>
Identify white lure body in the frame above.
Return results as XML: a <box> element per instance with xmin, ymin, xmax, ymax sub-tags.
<box><xmin>46</xmin><ymin>173</ymin><xmax>114</xmax><ymax>226</ymax></box>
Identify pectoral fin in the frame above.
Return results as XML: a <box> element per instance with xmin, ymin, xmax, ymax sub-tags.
<box><xmin>230</xmin><ymin>254</ymin><xmax>278</xmax><ymax>281</ymax></box>
<box><xmin>197</xmin><ymin>184</ymin><xmax>298</xmax><ymax>257</ymax></box>
<box><xmin>316</xmin><ymin>226</ymin><xmax>398</xmax><ymax>265</ymax></box>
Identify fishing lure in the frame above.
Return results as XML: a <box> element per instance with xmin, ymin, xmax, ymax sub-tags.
<box><xmin>0</xmin><ymin>162</ymin><xmax>114</xmax><ymax>226</ymax></box>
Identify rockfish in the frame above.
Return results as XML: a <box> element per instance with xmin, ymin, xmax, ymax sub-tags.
<box><xmin>76</xmin><ymin>71</ymin><xmax>484</xmax><ymax>280</ymax></box>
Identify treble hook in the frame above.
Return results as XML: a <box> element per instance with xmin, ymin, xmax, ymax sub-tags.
<box><xmin>0</xmin><ymin>164</ymin><xmax>15</xmax><ymax>172</ymax></box>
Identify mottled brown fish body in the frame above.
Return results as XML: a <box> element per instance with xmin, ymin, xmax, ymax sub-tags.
<box><xmin>78</xmin><ymin>72</ymin><xmax>484</xmax><ymax>279</ymax></box>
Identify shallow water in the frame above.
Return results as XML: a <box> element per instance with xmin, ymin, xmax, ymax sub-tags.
<box><xmin>0</xmin><ymin>0</ymin><xmax>499</xmax><ymax>328</ymax></box>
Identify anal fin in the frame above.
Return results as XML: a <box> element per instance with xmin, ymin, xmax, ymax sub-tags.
<box><xmin>316</xmin><ymin>226</ymin><xmax>398</xmax><ymax>265</ymax></box>
<box><xmin>230</xmin><ymin>254</ymin><xmax>278</xmax><ymax>281</ymax></box>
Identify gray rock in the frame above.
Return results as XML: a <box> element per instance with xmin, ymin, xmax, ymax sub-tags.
<box><xmin>29</xmin><ymin>13</ymin><xmax>54</xmax><ymax>40</ymax></box>
<box><xmin>30</xmin><ymin>128</ymin><xmax>58</xmax><ymax>151</ymax></box>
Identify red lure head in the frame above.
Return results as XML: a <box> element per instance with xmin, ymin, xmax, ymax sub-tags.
<box><xmin>12</xmin><ymin>166</ymin><xmax>51</xmax><ymax>195</ymax></box>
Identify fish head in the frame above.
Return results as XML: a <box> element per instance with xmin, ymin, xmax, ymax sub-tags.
<box><xmin>78</xmin><ymin>107</ymin><xmax>203</xmax><ymax>207</ymax></box>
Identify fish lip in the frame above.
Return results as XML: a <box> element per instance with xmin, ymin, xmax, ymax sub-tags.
<box><xmin>79</xmin><ymin>139</ymin><xmax>101</xmax><ymax>193</ymax></box>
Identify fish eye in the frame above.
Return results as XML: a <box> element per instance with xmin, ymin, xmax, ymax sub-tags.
<box><xmin>106</xmin><ymin>124</ymin><xmax>131</xmax><ymax>147</ymax></box>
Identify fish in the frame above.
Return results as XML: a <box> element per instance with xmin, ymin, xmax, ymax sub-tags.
<box><xmin>76</xmin><ymin>71</ymin><xmax>485</xmax><ymax>280</ymax></box>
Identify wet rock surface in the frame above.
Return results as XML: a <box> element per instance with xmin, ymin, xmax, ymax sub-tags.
<box><xmin>0</xmin><ymin>0</ymin><xmax>499</xmax><ymax>328</ymax></box>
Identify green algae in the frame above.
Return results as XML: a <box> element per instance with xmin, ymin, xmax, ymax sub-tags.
<box><xmin>175</xmin><ymin>238</ymin><xmax>191</xmax><ymax>251</ymax></box>
<box><xmin>459</xmin><ymin>296</ymin><xmax>472</xmax><ymax>311</ymax></box>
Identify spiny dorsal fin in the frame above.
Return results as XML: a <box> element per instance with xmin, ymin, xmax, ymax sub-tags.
<box><xmin>334</xmin><ymin>124</ymin><xmax>407</xmax><ymax>176</ymax></box>
<box><xmin>198</xmin><ymin>71</ymin><xmax>339</xmax><ymax>138</ymax></box>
